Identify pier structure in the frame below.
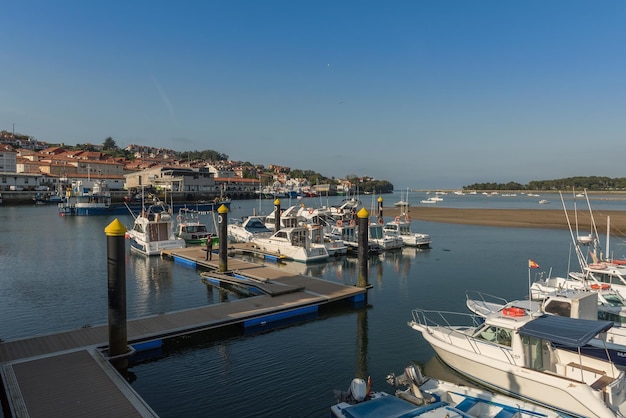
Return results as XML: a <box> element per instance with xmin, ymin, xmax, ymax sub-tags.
<box><xmin>0</xmin><ymin>245</ymin><xmax>366</xmax><ymax>417</ymax></box>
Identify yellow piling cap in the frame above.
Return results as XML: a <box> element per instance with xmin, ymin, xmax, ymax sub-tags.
<box><xmin>218</xmin><ymin>204</ymin><xmax>229</xmax><ymax>214</ymax></box>
<box><xmin>104</xmin><ymin>218</ymin><xmax>127</xmax><ymax>236</ymax></box>
<box><xmin>274</xmin><ymin>198</ymin><xmax>281</xmax><ymax>205</ymax></box>
<box><xmin>357</xmin><ymin>207</ymin><xmax>370</xmax><ymax>218</ymax></box>
<box><xmin>377</xmin><ymin>196</ymin><xmax>383</xmax><ymax>202</ymax></box>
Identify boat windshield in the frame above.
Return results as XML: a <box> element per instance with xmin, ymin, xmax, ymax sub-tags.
<box><xmin>245</xmin><ymin>219</ymin><xmax>270</xmax><ymax>232</ymax></box>
<box><xmin>476</xmin><ymin>325</ymin><xmax>512</xmax><ymax>347</ymax></box>
<box><xmin>602</xmin><ymin>293</ymin><xmax>626</xmax><ymax>307</ymax></box>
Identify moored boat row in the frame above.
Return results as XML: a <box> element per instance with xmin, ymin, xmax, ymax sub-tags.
<box><xmin>227</xmin><ymin>201</ymin><xmax>431</xmax><ymax>263</ymax></box>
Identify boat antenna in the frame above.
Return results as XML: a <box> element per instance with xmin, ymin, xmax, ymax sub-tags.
<box><xmin>560</xmin><ymin>191</ymin><xmax>586</xmax><ymax>269</ymax></box>
<box><xmin>583</xmin><ymin>189</ymin><xmax>602</xmax><ymax>260</ymax></box>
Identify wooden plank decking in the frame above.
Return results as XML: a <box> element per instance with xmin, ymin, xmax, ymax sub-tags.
<box><xmin>1</xmin><ymin>249</ymin><xmax>366</xmax><ymax>417</ymax></box>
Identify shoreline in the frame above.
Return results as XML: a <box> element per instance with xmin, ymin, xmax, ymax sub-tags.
<box><xmin>381</xmin><ymin>206</ymin><xmax>626</xmax><ymax>237</ymax></box>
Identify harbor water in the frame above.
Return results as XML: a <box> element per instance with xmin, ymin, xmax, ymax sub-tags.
<box><xmin>1</xmin><ymin>191</ymin><xmax>625</xmax><ymax>417</ymax></box>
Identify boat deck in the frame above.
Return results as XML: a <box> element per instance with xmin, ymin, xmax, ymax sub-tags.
<box><xmin>1</xmin><ymin>248</ymin><xmax>366</xmax><ymax>417</ymax></box>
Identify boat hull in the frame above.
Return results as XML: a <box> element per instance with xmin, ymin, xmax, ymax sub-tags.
<box><xmin>412</xmin><ymin>323</ymin><xmax>621</xmax><ymax>418</ymax></box>
<box><xmin>59</xmin><ymin>201</ymin><xmax>230</xmax><ymax>216</ymax></box>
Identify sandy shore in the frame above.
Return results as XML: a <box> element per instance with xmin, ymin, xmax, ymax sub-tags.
<box><xmin>380</xmin><ymin>206</ymin><xmax>626</xmax><ymax>237</ymax></box>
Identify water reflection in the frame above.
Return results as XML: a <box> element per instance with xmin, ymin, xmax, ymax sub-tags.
<box><xmin>129</xmin><ymin>253</ymin><xmax>176</xmax><ymax>316</ymax></box>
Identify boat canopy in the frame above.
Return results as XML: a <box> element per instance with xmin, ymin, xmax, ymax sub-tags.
<box><xmin>518</xmin><ymin>315</ymin><xmax>613</xmax><ymax>347</ymax></box>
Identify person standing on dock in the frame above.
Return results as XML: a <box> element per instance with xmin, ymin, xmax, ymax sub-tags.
<box><xmin>206</xmin><ymin>234</ymin><xmax>214</xmax><ymax>260</ymax></box>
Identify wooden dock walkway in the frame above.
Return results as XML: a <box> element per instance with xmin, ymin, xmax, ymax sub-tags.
<box><xmin>1</xmin><ymin>248</ymin><xmax>366</xmax><ymax>417</ymax></box>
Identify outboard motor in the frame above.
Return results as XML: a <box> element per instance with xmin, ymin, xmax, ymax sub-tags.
<box><xmin>349</xmin><ymin>378</ymin><xmax>368</xmax><ymax>402</ymax></box>
<box><xmin>333</xmin><ymin>377</ymin><xmax>370</xmax><ymax>404</ymax></box>
<box><xmin>386</xmin><ymin>364</ymin><xmax>435</xmax><ymax>406</ymax></box>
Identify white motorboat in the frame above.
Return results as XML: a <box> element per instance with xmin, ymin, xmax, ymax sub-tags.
<box><xmin>126</xmin><ymin>202</ymin><xmax>186</xmax><ymax>256</ymax></box>
<box><xmin>530</xmin><ymin>274</ymin><xmax>626</xmax><ymax>325</ymax></box>
<box><xmin>263</xmin><ymin>205</ymin><xmax>305</xmax><ymax>230</ymax></box>
<box><xmin>227</xmin><ymin>215</ymin><xmax>272</xmax><ymax>243</ymax></box>
<box><xmin>383</xmin><ymin>215</ymin><xmax>431</xmax><ymax>248</ymax></box>
<box><xmin>327</xmin><ymin>223</ymin><xmax>382</xmax><ymax>254</ymax></box>
<box><xmin>332</xmin><ymin>364</ymin><xmax>565</xmax><ymax>418</ymax></box>
<box><xmin>420</xmin><ymin>196</ymin><xmax>441</xmax><ymax>204</ymax></box>
<box><xmin>294</xmin><ymin>206</ymin><xmax>348</xmax><ymax>256</ymax></box>
<box><xmin>569</xmin><ymin>263</ymin><xmax>626</xmax><ymax>300</ymax></box>
<box><xmin>367</xmin><ymin>222</ymin><xmax>403</xmax><ymax>250</ymax></box>
<box><xmin>409</xmin><ymin>307</ymin><xmax>626</xmax><ymax>417</ymax></box>
<box><xmin>251</xmin><ymin>226</ymin><xmax>329</xmax><ymax>263</ymax></box>
<box><xmin>466</xmin><ymin>289</ymin><xmax>626</xmax><ymax>368</ymax></box>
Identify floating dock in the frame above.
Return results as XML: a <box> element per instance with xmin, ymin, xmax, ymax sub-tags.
<box><xmin>0</xmin><ymin>247</ymin><xmax>366</xmax><ymax>417</ymax></box>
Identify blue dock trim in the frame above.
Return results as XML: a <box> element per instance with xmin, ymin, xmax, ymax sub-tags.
<box><xmin>132</xmin><ymin>339</ymin><xmax>163</xmax><ymax>352</ymax></box>
<box><xmin>349</xmin><ymin>293</ymin><xmax>366</xmax><ymax>304</ymax></box>
<box><xmin>173</xmin><ymin>255</ymin><xmax>197</xmax><ymax>268</ymax></box>
<box><xmin>243</xmin><ymin>305</ymin><xmax>318</xmax><ymax>328</ymax></box>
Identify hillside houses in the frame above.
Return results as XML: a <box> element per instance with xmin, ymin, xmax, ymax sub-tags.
<box><xmin>0</xmin><ymin>135</ymin><xmax>355</xmax><ymax>196</ymax></box>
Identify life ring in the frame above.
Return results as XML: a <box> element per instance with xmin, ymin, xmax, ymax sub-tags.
<box><xmin>502</xmin><ymin>307</ymin><xmax>526</xmax><ymax>317</ymax></box>
<box><xmin>350</xmin><ymin>219</ymin><xmax>356</xmax><ymax>226</ymax></box>
<box><xmin>308</xmin><ymin>207</ymin><xmax>314</xmax><ymax>214</ymax></box>
<box><xmin>394</xmin><ymin>216</ymin><xmax>401</xmax><ymax>223</ymax></box>
<box><xmin>336</xmin><ymin>220</ymin><xmax>343</xmax><ymax>227</ymax></box>
<box><xmin>590</xmin><ymin>283</ymin><xmax>611</xmax><ymax>290</ymax></box>
<box><xmin>377</xmin><ymin>217</ymin><xmax>384</xmax><ymax>225</ymax></box>
<box><xmin>589</xmin><ymin>263</ymin><xmax>607</xmax><ymax>270</ymax></box>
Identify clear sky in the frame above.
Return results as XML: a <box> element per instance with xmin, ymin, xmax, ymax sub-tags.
<box><xmin>2</xmin><ymin>1</ymin><xmax>626</xmax><ymax>190</ymax></box>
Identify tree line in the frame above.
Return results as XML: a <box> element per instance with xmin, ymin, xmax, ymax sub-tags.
<box><xmin>464</xmin><ymin>176</ymin><xmax>626</xmax><ymax>191</ymax></box>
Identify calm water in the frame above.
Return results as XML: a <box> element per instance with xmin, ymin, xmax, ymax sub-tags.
<box><xmin>1</xmin><ymin>192</ymin><xmax>625</xmax><ymax>417</ymax></box>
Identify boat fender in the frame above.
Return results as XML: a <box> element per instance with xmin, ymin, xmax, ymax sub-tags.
<box><xmin>377</xmin><ymin>217</ymin><xmax>384</xmax><ymax>225</ymax></box>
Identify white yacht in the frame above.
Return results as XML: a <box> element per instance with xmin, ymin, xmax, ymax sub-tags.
<box><xmin>227</xmin><ymin>215</ymin><xmax>272</xmax><ymax>243</ymax></box>
<box><xmin>251</xmin><ymin>226</ymin><xmax>329</xmax><ymax>263</ymax></box>
<box><xmin>126</xmin><ymin>203</ymin><xmax>186</xmax><ymax>256</ymax></box>
<box><xmin>409</xmin><ymin>306</ymin><xmax>626</xmax><ymax>417</ymax></box>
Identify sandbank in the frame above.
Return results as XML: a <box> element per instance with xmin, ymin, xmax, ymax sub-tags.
<box><xmin>380</xmin><ymin>206</ymin><xmax>626</xmax><ymax>238</ymax></box>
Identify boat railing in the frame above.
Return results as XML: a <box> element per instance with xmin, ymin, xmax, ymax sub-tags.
<box><xmin>465</xmin><ymin>290</ymin><xmax>509</xmax><ymax>310</ymax></box>
<box><xmin>411</xmin><ymin>308</ymin><xmax>519</xmax><ymax>358</ymax></box>
<box><xmin>411</xmin><ymin>308</ymin><xmax>483</xmax><ymax>334</ymax></box>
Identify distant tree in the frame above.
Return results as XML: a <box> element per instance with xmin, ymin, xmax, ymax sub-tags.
<box><xmin>103</xmin><ymin>137</ymin><xmax>117</xmax><ymax>150</ymax></box>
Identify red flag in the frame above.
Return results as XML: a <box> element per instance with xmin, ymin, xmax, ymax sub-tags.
<box><xmin>528</xmin><ymin>259</ymin><xmax>539</xmax><ymax>269</ymax></box>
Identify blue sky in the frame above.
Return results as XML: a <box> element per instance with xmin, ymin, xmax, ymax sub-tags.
<box><xmin>2</xmin><ymin>1</ymin><xmax>626</xmax><ymax>189</ymax></box>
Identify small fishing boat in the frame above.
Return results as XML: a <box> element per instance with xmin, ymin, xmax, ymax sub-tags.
<box><xmin>383</xmin><ymin>215</ymin><xmax>431</xmax><ymax>248</ymax></box>
<box><xmin>174</xmin><ymin>208</ymin><xmax>214</xmax><ymax>245</ymax></box>
<box><xmin>332</xmin><ymin>364</ymin><xmax>566</xmax><ymax>418</ymax></box>
<box><xmin>126</xmin><ymin>202</ymin><xmax>186</xmax><ymax>256</ymax></box>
